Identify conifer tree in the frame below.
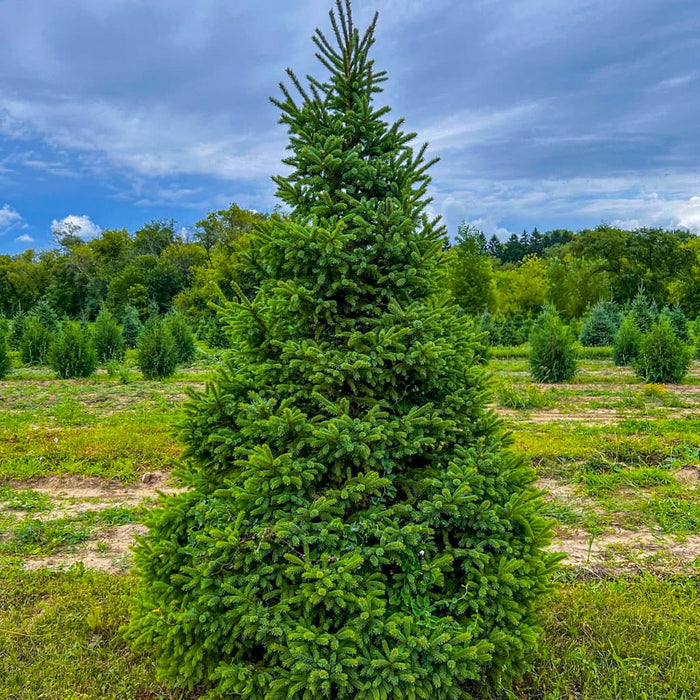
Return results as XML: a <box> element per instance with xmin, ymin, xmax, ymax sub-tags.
<box><xmin>127</xmin><ymin>3</ymin><xmax>558</xmax><ymax>697</ymax></box>
<box><xmin>121</xmin><ymin>305</ymin><xmax>143</xmax><ymax>348</ymax></box>
<box><xmin>94</xmin><ymin>308</ymin><xmax>126</xmax><ymax>363</ymax></box>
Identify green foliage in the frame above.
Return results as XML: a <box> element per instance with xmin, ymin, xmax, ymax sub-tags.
<box><xmin>163</xmin><ymin>313</ymin><xmax>196</xmax><ymax>365</ymax></box>
<box><xmin>579</xmin><ymin>302</ymin><xmax>619</xmax><ymax>347</ymax></box>
<box><xmin>121</xmin><ymin>305</ymin><xmax>143</xmax><ymax>348</ymax></box>
<box><xmin>446</xmin><ymin>224</ymin><xmax>497</xmax><ymax>314</ymax></box>
<box><xmin>136</xmin><ymin>318</ymin><xmax>178</xmax><ymax>380</ymax></box>
<box><xmin>196</xmin><ymin>314</ymin><xmax>230</xmax><ymax>348</ymax></box>
<box><xmin>496</xmin><ymin>255</ymin><xmax>549</xmax><ymax>315</ymax></box>
<box><xmin>612</xmin><ymin>314</ymin><xmax>642</xmax><ymax>366</ymax></box>
<box><xmin>635</xmin><ymin>317</ymin><xmax>693</xmax><ymax>383</ymax></box>
<box><xmin>529</xmin><ymin>306</ymin><xmax>578</xmax><ymax>383</ymax></box>
<box><xmin>48</xmin><ymin>322</ymin><xmax>98</xmax><ymax>379</ymax></box>
<box><xmin>660</xmin><ymin>304</ymin><xmax>690</xmax><ymax>342</ymax></box>
<box><xmin>545</xmin><ymin>254</ymin><xmax>610</xmax><ymax>319</ymax></box>
<box><xmin>20</xmin><ymin>314</ymin><xmax>52</xmax><ymax>366</ymax></box>
<box><xmin>0</xmin><ymin>324</ymin><xmax>9</xmax><ymax>378</ymax></box>
<box><xmin>628</xmin><ymin>291</ymin><xmax>658</xmax><ymax>334</ymax></box>
<box><xmin>126</xmin><ymin>4</ymin><xmax>558</xmax><ymax>698</ymax></box>
<box><xmin>93</xmin><ymin>308</ymin><xmax>126</xmax><ymax>363</ymax></box>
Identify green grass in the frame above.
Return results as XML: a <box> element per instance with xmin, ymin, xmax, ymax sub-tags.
<box><xmin>0</xmin><ymin>565</ymin><xmax>696</xmax><ymax>699</ymax></box>
<box><xmin>0</xmin><ymin>355</ymin><xmax>699</xmax><ymax>697</ymax></box>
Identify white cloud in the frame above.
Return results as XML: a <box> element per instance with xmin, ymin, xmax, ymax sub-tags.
<box><xmin>50</xmin><ymin>214</ymin><xmax>101</xmax><ymax>240</ymax></box>
<box><xmin>14</xmin><ymin>233</ymin><xmax>34</xmax><ymax>243</ymax></box>
<box><xmin>0</xmin><ymin>203</ymin><xmax>22</xmax><ymax>234</ymax></box>
<box><xmin>0</xmin><ymin>95</ymin><xmax>285</xmax><ymax>182</ymax></box>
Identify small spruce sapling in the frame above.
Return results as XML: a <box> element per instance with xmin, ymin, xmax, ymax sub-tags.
<box><xmin>121</xmin><ymin>305</ymin><xmax>143</xmax><ymax>348</ymax></box>
<box><xmin>127</xmin><ymin>3</ymin><xmax>559</xmax><ymax>697</ymax></box>
<box><xmin>49</xmin><ymin>322</ymin><xmax>98</xmax><ymax>378</ymax></box>
<box><xmin>94</xmin><ymin>308</ymin><xmax>126</xmax><ymax>362</ymax></box>
<box><xmin>612</xmin><ymin>314</ymin><xmax>642</xmax><ymax>366</ymax></box>
<box><xmin>20</xmin><ymin>315</ymin><xmax>52</xmax><ymax>366</ymax></box>
<box><xmin>529</xmin><ymin>306</ymin><xmax>577</xmax><ymax>382</ymax></box>
<box><xmin>635</xmin><ymin>317</ymin><xmax>693</xmax><ymax>383</ymax></box>
<box><xmin>579</xmin><ymin>301</ymin><xmax>618</xmax><ymax>347</ymax></box>
<box><xmin>136</xmin><ymin>318</ymin><xmax>178</xmax><ymax>380</ymax></box>
<box><xmin>0</xmin><ymin>325</ymin><xmax>9</xmax><ymax>378</ymax></box>
<box><xmin>163</xmin><ymin>313</ymin><xmax>196</xmax><ymax>365</ymax></box>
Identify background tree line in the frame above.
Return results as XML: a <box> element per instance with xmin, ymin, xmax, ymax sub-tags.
<box><xmin>1</xmin><ymin>211</ymin><xmax>698</xmax><ymax>343</ymax></box>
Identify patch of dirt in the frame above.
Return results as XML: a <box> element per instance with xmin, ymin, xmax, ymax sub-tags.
<box><xmin>674</xmin><ymin>467</ymin><xmax>699</xmax><ymax>486</ymax></box>
<box><xmin>552</xmin><ymin>528</ymin><xmax>700</xmax><ymax>569</ymax></box>
<box><xmin>22</xmin><ymin>524</ymin><xmax>147</xmax><ymax>574</ymax></box>
<box><xmin>498</xmin><ymin>408</ymin><xmax>624</xmax><ymax>424</ymax></box>
<box><xmin>16</xmin><ymin>470</ymin><xmax>184</xmax><ymax>503</ymax></box>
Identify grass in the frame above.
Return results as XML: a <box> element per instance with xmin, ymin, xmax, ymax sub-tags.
<box><xmin>0</xmin><ymin>354</ymin><xmax>699</xmax><ymax>697</ymax></box>
<box><xmin>0</xmin><ymin>565</ymin><xmax>696</xmax><ymax>699</ymax></box>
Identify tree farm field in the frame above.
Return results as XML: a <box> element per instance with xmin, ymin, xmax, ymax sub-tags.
<box><xmin>0</xmin><ymin>350</ymin><xmax>698</xmax><ymax>699</ymax></box>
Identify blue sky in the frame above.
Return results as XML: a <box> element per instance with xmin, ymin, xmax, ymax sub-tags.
<box><xmin>1</xmin><ymin>0</ymin><xmax>699</xmax><ymax>252</ymax></box>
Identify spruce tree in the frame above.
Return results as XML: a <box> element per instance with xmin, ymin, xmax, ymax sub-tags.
<box><xmin>127</xmin><ymin>3</ymin><xmax>558</xmax><ymax>697</ymax></box>
<box><xmin>0</xmin><ymin>325</ymin><xmax>9</xmax><ymax>379</ymax></box>
<box><xmin>94</xmin><ymin>308</ymin><xmax>126</xmax><ymax>363</ymax></box>
<box><xmin>121</xmin><ymin>305</ymin><xmax>143</xmax><ymax>348</ymax></box>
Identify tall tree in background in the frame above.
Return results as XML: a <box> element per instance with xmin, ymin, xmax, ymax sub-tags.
<box><xmin>127</xmin><ymin>3</ymin><xmax>559</xmax><ymax>696</ymax></box>
<box><xmin>446</xmin><ymin>223</ymin><xmax>497</xmax><ymax>314</ymax></box>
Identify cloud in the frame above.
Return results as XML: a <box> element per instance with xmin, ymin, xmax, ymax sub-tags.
<box><xmin>14</xmin><ymin>233</ymin><xmax>33</xmax><ymax>243</ymax></box>
<box><xmin>0</xmin><ymin>203</ymin><xmax>22</xmax><ymax>234</ymax></box>
<box><xmin>50</xmin><ymin>214</ymin><xmax>101</xmax><ymax>240</ymax></box>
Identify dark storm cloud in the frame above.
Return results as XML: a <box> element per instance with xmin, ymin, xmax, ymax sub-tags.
<box><xmin>0</xmin><ymin>0</ymin><xmax>698</xmax><ymax>250</ymax></box>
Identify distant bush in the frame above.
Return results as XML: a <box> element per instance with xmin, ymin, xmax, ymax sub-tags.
<box><xmin>20</xmin><ymin>315</ymin><xmax>52</xmax><ymax>366</ymax></box>
<box><xmin>628</xmin><ymin>291</ymin><xmax>658</xmax><ymax>334</ymax></box>
<box><xmin>635</xmin><ymin>317</ymin><xmax>693</xmax><ymax>383</ymax></box>
<box><xmin>660</xmin><ymin>305</ymin><xmax>690</xmax><ymax>342</ymax></box>
<box><xmin>94</xmin><ymin>309</ymin><xmax>126</xmax><ymax>363</ymax></box>
<box><xmin>121</xmin><ymin>305</ymin><xmax>143</xmax><ymax>349</ymax></box>
<box><xmin>163</xmin><ymin>313</ymin><xmax>196</xmax><ymax>365</ymax></box>
<box><xmin>0</xmin><ymin>326</ymin><xmax>9</xmax><ymax>378</ymax></box>
<box><xmin>579</xmin><ymin>302</ymin><xmax>619</xmax><ymax>347</ymax></box>
<box><xmin>692</xmin><ymin>319</ymin><xmax>700</xmax><ymax>359</ymax></box>
<box><xmin>49</xmin><ymin>322</ymin><xmax>98</xmax><ymax>379</ymax></box>
<box><xmin>529</xmin><ymin>306</ymin><xmax>577</xmax><ymax>383</ymax></box>
<box><xmin>499</xmin><ymin>311</ymin><xmax>530</xmax><ymax>346</ymax></box>
<box><xmin>612</xmin><ymin>314</ymin><xmax>642</xmax><ymax>366</ymax></box>
<box><xmin>8</xmin><ymin>315</ymin><xmax>26</xmax><ymax>350</ymax></box>
<box><xmin>196</xmin><ymin>315</ymin><xmax>230</xmax><ymax>349</ymax></box>
<box><xmin>137</xmin><ymin>319</ymin><xmax>178</xmax><ymax>380</ymax></box>
<box><xmin>32</xmin><ymin>299</ymin><xmax>61</xmax><ymax>332</ymax></box>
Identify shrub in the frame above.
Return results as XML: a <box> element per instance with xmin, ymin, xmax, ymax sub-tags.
<box><xmin>0</xmin><ymin>326</ymin><xmax>9</xmax><ymax>379</ymax></box>
<box><xmin>500</xmin><ymin>310</ymin><xmax>529</xmax><ymax>346</ymax></box>
<box><xmin>196</xmin><ymin>314</ymin><xmax>230</xmax><ymax>348</ymax></box>
<box><xmin>121</xmin><ymin>305</ymin><xmax>143</xmax><ymax>349</ymax></box>
<box><xmin>579</xmin><ymin>302</ymin><xmax>618</xmax><ymax>347</ymax></box>
<box><xmin>635</xmin><ymin>317</ymin><xmax>693</xmax><ymax>383</ymax></box>
<box><xmin>529</xmin><ymin>306</ymin><xmax>578</xmax><ymax>382</ymax></box>
<box><xmin>661</xmin><ymin>305</ymin><xmax>690</xmax><ymax>342</ymax></box>
<box><xmin>32</xmin><ymin>299</ymin><xmax>61</xmax><ymax>332</ymax></box>
<box><xmin>8</xmin><ymin>314</ymin><xmax>26</xmax><ymax>350</ymax></box>
<box><xmin>93</xmin><ymin>309</ymin><xmax>126</xmax><ymax>363</ymax></box>
<box><xmin>628</xmin><ymin>290</ymin><xmax>658</xmax><ymax>334</ymax></box>
<box><xmin>20</xmin><ymin>315</ymin><xmax>52</xmax><ymax>366</ymax></box>
<box><xmin>612</xmin><ymin>314</ymin><xmax>642</xmax><ymax>366</ymax></box>
<box><xmin>126</xmin><ymin>5</ymin><xmax>559</xmax><ymax>697</ymax></box>
<box><xmin>48</xmin><ymin>322</ymin><xmax>98</xmax><ymax>378</ymax></box>
<box><xmin>163</xmin><ymin>313</ymin><xmax>196</xmax><ymax>365</ymax></box>
<box><xmin>136</xmin><ymin>319</ymin><xmax>178</xmax><ymax>380</ymax></box>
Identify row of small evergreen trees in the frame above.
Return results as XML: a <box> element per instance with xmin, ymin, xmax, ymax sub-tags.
<box><xmin>0</xmin><ymin>306</ymin><xmax>196</xmax><ymax>380</ymax></box>
<box><xmin>528</xmin><ymin>304</ymin><xmax>695</xmax><ymax>383</ymax></box>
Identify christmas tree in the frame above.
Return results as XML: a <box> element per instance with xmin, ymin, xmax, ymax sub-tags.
<box><xmin>126</xmin><ymin>3</ymin><xmax>558</xmax><ymax>697</ymax></box>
